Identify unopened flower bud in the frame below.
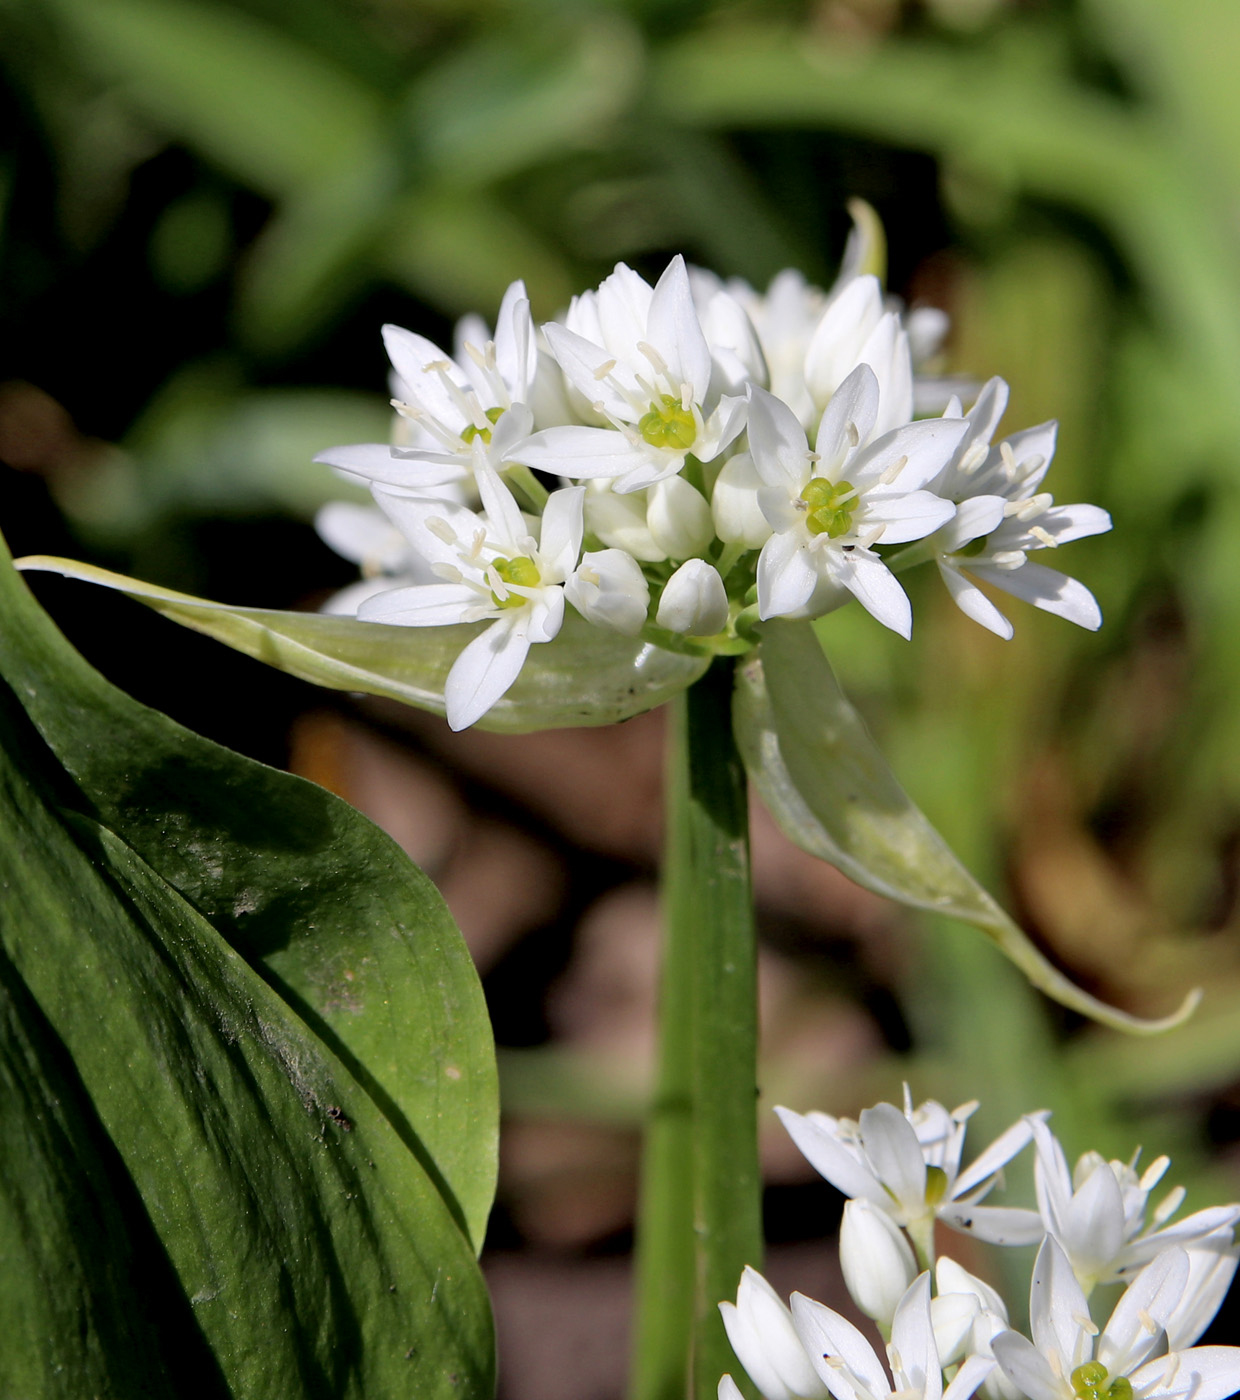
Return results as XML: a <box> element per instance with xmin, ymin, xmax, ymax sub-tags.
<box><xmin>564</xmin><ymin>549</ymin><xmax>650</xmax><ymax>636</ymax></box>
<box><xmin>839</xmin><ymin>1198</ymin><xmax>917</xmax><ymax>1328</ymax></box>
<box><xmin>719</xmin><ymin>1267</ymin><xmax>829</xmax><ymax>1400</ymax></box>
<box><xmin>656</xmin><ymin>559</ymin><xmax>729</xmax><ymax>636</ymax></box>
<box><xmin>586</xmin><ymin>485</ymin><xmax>666</xmax><ymax>562</ymax></box>
<box><xmin>711</xmin><ymin>451</ymin><xmax>772</xmax><ymax>549</ymax></box>
<box><xmin>647</xmin><ymin>476</ymin><xmax>714</xmax><ymax>559</ymax></box>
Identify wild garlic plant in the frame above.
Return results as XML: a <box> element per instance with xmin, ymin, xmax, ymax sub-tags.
<box><xmin>16</xmin><ymin>204</ymin><xmax>1212</xmax><ymax>1400</ymax></box>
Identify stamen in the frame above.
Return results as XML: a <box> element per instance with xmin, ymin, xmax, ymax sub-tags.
<box><xmin>426</xmin><ymin>517</ymin><xmax>456</xmax><ymax>545</ymax></box>
<box><xmin>680</xmin><ymin>382</ymin><xmax>692</xmax><ymax>413</ymax></box>
<box><xmin>637</xmin><ymin>341</ymin><xmax>670</xmax><ymax>377</ymax></box>
<box><xmin>1140</xmin><ymin>1156</ymin><xmax>1172</xmax><ymax>1192</ymax></box>
<box><xmin>431</xmin><ymin>563</ymin><xmax>464</xmax><ymax>583</ymax></box>
<box><xmin>593</xmin><ymin>359</ymin><xmax>618</xmax><ymax>381</ymax></box>
<box><xmin>1137</xmin><ymin>1308</ymin><xmax>1157</xmax><ymax>1335</ymax></box>
<box><xmin>1030</xmin><ymin>526</ymin><xmax>1058</xmax><ymax>548</ymax></box>
<box><xmin>1153</xmin><ymin>1185</ymin><xmax>1185</xmax><ymax>1225</ymax></box>
<box><xmin>845</xmin><ymin>420</ymin><xmax>860</xmax><ymax>448</ymax></box>
<box><xmin>877</xmin><ymin>454</ymin><xmax>909</xmax><ymax>486</ymax></box>
<box><xmin>1073</xmin><ymin>1311</ymin><xmax>1099</xmax><ymax>1337</ymax></box>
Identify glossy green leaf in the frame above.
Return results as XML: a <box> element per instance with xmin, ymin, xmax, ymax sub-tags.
<box><xmin>733</xmin><ymin>620</ymin><xmax>1199</xmax><ymax>1035</ymax></box>
<box><xmin>0</xmin><ymin>535</ymin><xmax>497</xmax><ymax>1394</ymax></box>
<box><xmin>17</xmin><ymin>554</ymin><xmax>710</xmax><ymax>732</ymax></box>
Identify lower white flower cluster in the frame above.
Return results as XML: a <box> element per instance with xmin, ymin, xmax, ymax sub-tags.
<box><xmin>315</xmin><ymin>208</ymin><xmax>1111</xmax><ymax>730</ymax></box>
<box><xmin>720</xmin><ymin>1093</ymin><xmax>1240</xmax><ymax>1400</ymax></box>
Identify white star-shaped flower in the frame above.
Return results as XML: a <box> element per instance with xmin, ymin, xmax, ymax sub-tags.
<box><xmin>1029</xmin><ymin>1117</ymin><xmax>1240</xmax><ymax>1296</ymax></box>
<box><xmin>775</xmin><ymin>1090</ymin><xmax>1045</xmax><ymax>1263</ymax></box>
<box><xmin>510</xmin><ymin>255</ymin><xmax>747</xmax><ymax>493</ymax></box>
<box><xmin>358</xmin><ymin>463</ymin><xmax>583</xmax><ymax>729</ymax></box>
<box><xmin>747</xmin><ymin>368</ymin><xmax>964</xmax><ymax>637</ymax></box>
<box><xmin>315</xmin><ymin>279</ymin><xmax>538</xmax><ymax>494</ymax></box>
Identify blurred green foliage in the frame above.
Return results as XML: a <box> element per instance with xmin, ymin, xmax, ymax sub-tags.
<box><xmin>5</xmin><ymin>0</ymin><xmax>1240</xmax><ymax>1274</ymax></box>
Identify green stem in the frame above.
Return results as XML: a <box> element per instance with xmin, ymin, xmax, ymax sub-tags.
<box><xmin>630</xmin><ymin>659</ymin><xmax>763</xmax><ymax>1400</ymax></box>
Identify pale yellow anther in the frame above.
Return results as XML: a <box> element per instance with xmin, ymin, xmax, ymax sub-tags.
<box><xmin>1141</xmin><ymin>1156</ymin><xmax>1172</xmax><ymax>1192</ymax></box>
<box><xmin>391</xmin><ymin>397</ymin><xmax>420</xmax><ymax>419</ymax></box>
<box><xmin>465</xmin><ymin>342</ymin><xmax>488</xmax><ymax>369</ymax></box>
<box><xmin>485</xmin><ymin>563</ymin><xmax>507</xmax><ymax>600</ymax></box>
<box><xmin>845</xmin><ymin>420</ymin><xmax>861</xmax><ymax>448</ymax></box>
<box><xmin>1153</xmin><ymin>1185</ymin><xmax>1185</xmax><ymax>1225</ymax></box>
<box><xmin>426</xmin><ymin>517</ymin><xmax>456</xmax><ymax>545</ymax></box>
<box><xmin>1030</xmin><ymin>526</ymin><xmax>1058</xmax><ymax>548</ymax></box>
<box><xmin>424</xmin><ymin>358</ymin><xmax>454</xmax><ymax>374</ymax></box>
<box><xmin>578</xmin><ymin>566</ymin><xmax>600</xmax><ymax>587</ymax></box>
<box><xmin>431</xmin><ymin>562</ymin><xmax>464</xmax><ymax>583</ymax></box>
<box><xmin>878</xmin><ymin>454</ymin><xmax>909</xmax><ymax>486</ymax></box>
<box><xmin>1073</xmin><ymin>1311</ymin><xmax>1099</xmax><ymax>1337</ymax></box>
<box><xmin>1138</xmin><ymin>1308</ymin><xmax>1158</xmax><ymax>1335</ymax></box>
<box><xmin>1000</xmin><ymin>442</ymin><xmax>1018</xmax><ymax>471</ymax></box>
<box><xmin>637</xmin><ymin>341</ymin><xmax>670</xmax><ymax>377</ymax></box>
<box><xmin>593</xmin><ymin>360</ymin><xmax>617</xmax><ymax>382</ymax></box>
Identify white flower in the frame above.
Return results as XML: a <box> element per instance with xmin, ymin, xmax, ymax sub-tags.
<box><xmin>648</xmin><ymin>476</ymin><xmax>715</xmax><ymax>559</ymax></box>
<box><xmin>991</xmin><ymin>1239</ymin><xmax>1240</xmax><ymax>1400</ymax></box>
<box><xmin>584</xmin><ymin>482</ymin><xmax>667</xmax><ymax>562</ymax></box>
<box><xmin>357</xmin><ymin>464</ymin><xmax>583</xmax><ymax>729</ymax></box>
<box><xmin>723</xmin><ymin>267</ymin><xmax>826</xmax><ymax>428</ymax></box>
<box><xmin>791</xmin><ymin>1272</ymin><xmax>995</xmax><ymax>1400</ymax></box>
<box><xmin>511</xmin><ymin>255</ymin><xmax>747</xmax><ymax>493</ymax></box>
<box><xmin>656</xmin><ymin>559</ymin><xmax>730</xmax><ymax>636</ymax></box>
<box><xmin>720</xmin><ymin>1267</ymin><xmax>830</xmax><ymax>1400</ymax></box>
<box><xmin>1029</xmin><ymin>1118</ymin><xmax>1240</xmax><ymax>1295</ymax></box>
<box><xmin>775</xmin><ymin>1090</ymin><xmax>1044</xmax><ymax>1263</ymax></box>
<box><xmin>926</xmin><ymin>379</ymin><xmax>1111</xmax><ymax>639</ymax></box>
<box><xmin>712</xmin><ymin>451</ymin><xmax>774</xmax><ymax>550</ymax></box>
<box><xmin>804</xmin><ymin>274</ymin><xmax>914</xmax><ymax>437</ymax></box>
<box><xmin>747</xmin><ymin>370</ymin><xmax>963</xmax><ymax>636</ymax></box>
<box><xmin>840</xmin><ymin>1198</ymin><xmax>918</xmax><ymax>1329</ymax></box>
<box><xmin>315</xmin><ymin>279</ymin><xmax>538</xmax><ymax>493</ymax></box>
<box><xmin>563</xmin><ymin>548</ymin><xmax>650</xmax><ymax>635</ymax></box>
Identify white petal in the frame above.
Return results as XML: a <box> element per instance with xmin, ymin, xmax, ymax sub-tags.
<box><xmin>476</xmin><ymin>460</ymin><xmax>528</xmax><ymax>550</ymax></box>
<box><xmin>1036</xmin><ymin>503</ymin><xmax>1112</xmax><ymax>544</ymax></box>
<box><xmin>493</xmin><ymin>279</ymin><xmax>536</xmax><ymax>399</ymax></box>
<box><xmin>1061</xmin><ymin>1159</ymin><xmax>1127</xmax><ymax>1287</ymax></box>
<box><xmin>542</xmin><ymin>322</ymin><xmax>635</xmax><ymax>420</ymax></box>
<box><xmin>790</xmin><ymin>1293</ymin><xmax>891</xmax><ymax>1400</ymax></box>
<box><xmin>969</xmin><ymin>560</ymin><xmax>1102</xmax><ymax>630</ymax></box>
<box><xmin>814</xmin><ymin>363</ymin><xmax>880</xmax><ymax>470</ymax></box>
<box><xmin>382</xmin><ymin>324</ymin><xmax>468</xmax><ymax>429</ymax></box>
<box><xmin>837</xmin><ymin>554</ymin><xmax>912</xmax><ymax>639</ymax></box>
<box><xmin>538</xmin><ymin>487</ymin><xmax>585</xmax><ymax>581</ymax></box>
<box><xmin>805</xmin><ymin>276</ymin><xmax>883</xmax><ymax>403</ymax></box>
<box><xmin>939</xmin><ymin>1203</ymin><xmax>1044</xmax><ymax>1247</ymax></box>
<box><xmin>840</xmin><ymin>1200</ymin><xmax>917</xmax><ymax>1328</ymax></box>
<box><xmin>991</xmin><ymin>1331</ymin><xmax>1066</xmax><ymax>1400</ymax></box>
<box><xmin>856</xmin><ymin>418</ymin><xmax>970</xmax><ymax>494</ymax></box>
<box><xmin>757</xmin><ymin>531</ymin><xmax>819</xmax><ymax>620</ymax></box>
<box><xmin>648</xmin><ymin>254</ymin><xmax>713</xmax><ymax>405</ymax></box>
<box><xmin>564</xmin><ymin>548</ymin><xmax>649</xmax><ymax>635</ymax></box>
<box><xmin>1130</xmin><ymin>1347</ymin><xmax>1240</xmax><ymax>1400</ymax></box>
<box><xmin>1028</xmin><ymin>1238</ymin><xmax>1090</xmax><ymax>1374</ymax></box>
<box><xmin>443</xmin><ymin>616</ymin><xmax>531</xmax><ymax>730</ymax></box>
<box><xmin>890</xmin><ymin>1274</ymin><xmax>940</xmax><ymax>1400</ymax></box>
<box><xmin>943</xmin><ymin>1354</ymin><xmax>998</xmax><ymax>1400</ymax></box>
<box><xmin>513</xmin><ymin>425</ymin><xmax>656</xmax><ymax>483</ymax></box>
<box><xmin>357</xmin><ymin>582</ymin><xmax>480</xmax><ymax>626</ymax></box>
<box><xmin>937</xmin><ymin>495</ymin><xmax>1008</xmax><ymax>553</ymax></box>
<box><xmin>314</xmin><ymin>441</ymin><xmax>466</xmax><ymax>488</ymax></box>
<box><xmin>648</xmin><ymin>476</ymin><xmax>714</xmax><ymax>559</ymax></box>
<box><xmin>859</xmin><ymin>1104</ymin><xmax>928</xmax><ymax>1218</ymax></box>
<box><xmin>1099</xmin><ymin>1247</ymin><xmax>1190</xmax><ymax>1377</ymax></box>
<box><xmin>713</xmin><ymin>452</ymin><xmax>774</xmax><ymax>549</ymax></box>
<box><xmin>860</xmin><ymin>489</ymin><xmax>956</xmax><ymax>545</ymax></box>
<box><xmin>748</xmin><ymin>384</ymin><xmax>813</xmax><ymax>495</ymax></box>
<box><xmin>774</xmin><ymin>1106</ymin><xmax>888</xmax><ymax>1207</ymax></box>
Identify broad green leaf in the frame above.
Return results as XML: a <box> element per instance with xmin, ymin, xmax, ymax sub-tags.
<box><xmin>0</xmin><ymin>536</ymin><xmax>496</xmax><ymax>1393</ymax></box>
<box><xmin>17</xmin><ymin>554</ymin><xmax>710</xmax><ymax>732</ymax></box>
<box><xmin>733</xmin><ymin>620</ymin><xmax>1198</xmax><ymax>1035</ymax></box>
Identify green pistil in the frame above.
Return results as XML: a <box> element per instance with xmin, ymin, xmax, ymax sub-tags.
<box><xmin>638</xmin><ymin>394</ymin><xmax>697</xmax><ymax>451</ymax></box>
<box><xmin>801</xmin><ymin>476</ymin><xmax>858</xmax><ymax>538</ymax></box>
<box><xmin>462</xmin><ymin>405</ymin><xmax>505</xmax><ymax>444</ymax></box>
<box><xmin>1071</xmin><ymin>1362</ymin><xmax>1132</xmax><ymax>1400</ymax></box>
<box><xmin>491</xmin><ymin>555</ymin><xmax>540</xmax><ymax>608</ymax></box>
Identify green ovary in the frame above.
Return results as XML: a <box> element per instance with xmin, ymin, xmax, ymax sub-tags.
<box><xmin>1071</xmin><ymin>1362</ymin><xmax>1133</xmax><ymax>1400</ymax></box>
<box><xmin>924</xmin><ymin>1165</ymin><xmax>948</xmax><ymax>1206</ymax></box>
<box><xmin>801</xmin><ymin>477</ymin><xmax>858</xmax><ymax>538</ymax></box>
<box><xmin>638</xmin><ymin>395</ymin><xmax>697</xmax><ymax>450</ymax></box>
<box><xmin>462</xmin><ymin>406</ymin><xmax>505</xmax><ymax>444</ymax></box>
<box><xmin>491</xmin><ymin>555</ymin><xmax>540</xmax><ymax>609</ymax></box>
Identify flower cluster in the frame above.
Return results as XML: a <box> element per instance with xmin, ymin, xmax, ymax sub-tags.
<box><xmin>720</xmin><ymin>1092</ymin><xmax>1240</xmax><ymax>1400</ymax></box>
<box><xmin>316</xmin><ymin>211</ymin><xmax>1111</xmax><ymax>729</ymax></box>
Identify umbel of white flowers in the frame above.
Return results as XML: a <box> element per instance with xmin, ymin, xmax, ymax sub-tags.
<box><xmin>315</xmin><ymin>211</ymin><xmax>1110</xmax><ymax>730</ymax></box>
<box><xmin>719</xmin><ymin>1092</ymin><xmax>1240</xmax><ymax>1400</ymax></box>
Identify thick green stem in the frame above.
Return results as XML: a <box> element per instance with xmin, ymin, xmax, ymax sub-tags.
<box><xmin>630</xmin><ymin>659</ymin><xmax>763</xmax><ymax>1400</ymax></box>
